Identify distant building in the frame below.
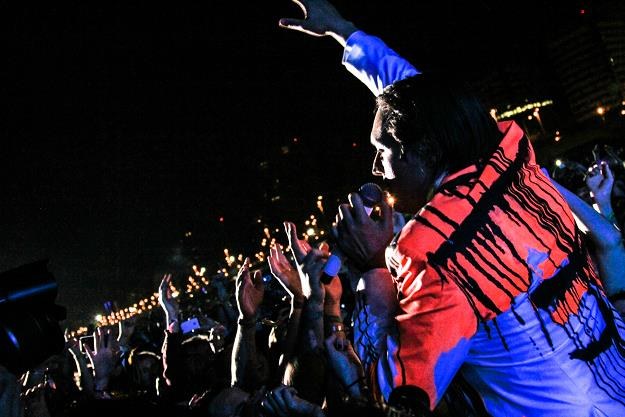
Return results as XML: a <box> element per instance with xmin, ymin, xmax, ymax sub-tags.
<box><xmin>548</xmin><ymin>16</ymin><xmax>625</xmax><ymax>122</ymax></box>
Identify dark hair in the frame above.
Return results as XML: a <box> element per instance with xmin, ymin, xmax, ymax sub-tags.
<box><xmin>376</xmin><ymin>74</ymin><xmax>503</xmax><ymax>181</ymax></box>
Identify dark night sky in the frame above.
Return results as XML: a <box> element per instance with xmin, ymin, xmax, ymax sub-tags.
<box><xmin>3</xmin><ymin>1</ymin><xmax>591</xmax><ymax>325</ymax></box>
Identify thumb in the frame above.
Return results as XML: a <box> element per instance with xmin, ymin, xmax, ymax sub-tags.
<box><xmin>278</xmin><ymin>18</ymin><xmax>306</xmax><ymax>30</ymax></box>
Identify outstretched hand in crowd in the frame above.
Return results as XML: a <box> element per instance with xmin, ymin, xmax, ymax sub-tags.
<box><xmin>586</xmin><ymin>161</ymin><xmax>617</xmax><ymax>222</ymax></box>
<box><xmin>84</xmin><ymin>327</ymin><xmax>120</xmax><ymax>398</ymax></box>
<box><xmin>235</xmin><ymin>258</ymin><xmax>265</xmax><ymax>321</ymax></box>
<box><xmin>158</xmin><ymin>273</ymin><xmax>180</xmax><ymax>332</ymax></box>
<box><xmin>278</xmin><ymin>0</ymin><xmax>357</xmax><ymax>47</ymax></box>
<box><xmin>269</xmin><ymin>243</ymin><xmax>305</xmax><ymax>307</ymax></box>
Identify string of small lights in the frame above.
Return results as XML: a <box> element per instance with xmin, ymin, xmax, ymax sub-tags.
<box><xmin>78</xmin><ymin>194</ymin><xmax>343</xmax><ymax>332</ymax></box>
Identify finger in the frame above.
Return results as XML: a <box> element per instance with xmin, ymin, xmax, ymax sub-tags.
<box><xmin>96</xmin><ymin>328</ymin><xmax>104</xmax><ymax>351</ymax></box>
<box><xmin>348</xmin><ymin>192</ymin><xmax>368</xmax><ymax>223</ymax></box>
<box><xmin>236</xmin><ymin>259</ymin><xmax>250</xmax><ymax>283</ymax></box>
<box><xmin>338</xmin><ymin>203</ymin><xmax>355</xmax><ymax>226</ymax></box>
<box><xmin>336</xmin><ymin>218</ymin><xmax>349</xmax><ymax>242</ymax></box>
<box><xmin>104</xmin><ymin>328</ymin><xmax>112</xmax><ymax>349</ymax></box>
<box><xmin>285</xmin><ymin>222</ymin><xmax>306</xmax><ymax>262</ymax></box>
<box><xmin>268</xmin><ymin>254</ymin><xmax>281</xmax><ymax>278</ymax></box>
<box><xmin>301</xmin><ymin>250</ymin><xmax>315</xmax><ymax>269</ymax></box>
<box><xmin>324</xmin><ymin>333</ymin><xmax>337</xmax><ymax>353</ymax></box>
<box><xmin>159</xmin><ymin>275</ymin><xmax>167</xmax><ymax>291</ymax></box>
<box><xmin>276</xmin><ymin>386</ymin><xmax>294</xmax><ymax>412</ymax></box>
<box><xmin>379</xmin><ymin>196</ymin><xmax>394</xmax><ymax>234</ymax></box>
<box><xmin>261</xmin><ymin>397</ymin><xmax>277</xmax><ymax>416</ymax></box>
<box><xmin>84</xmin><ymin>344</ymin><xmax>94</xmax><ymax>360</ymax></box>
<box><xmin>253</xmin><ymin>270</ymin><xmax>264</xmax><ymax>290</ymax></box>
<box><xmin>267</xmin><ymin>392</ymin><xmax>288</xmax><ymax>417</ymax></box>
<box><xmin>278</xmin><ymin>17</ymin><xmax>307</xmax><ymax>29</ymax></box>
<box><xmin>302</xmin><ymin>249</ymin><xmax>324</xmax><ymax>274</ymax></box>
<box><xmin>604</xmin><ymin>163</ymin><xmax>614</xmax><ymax>181</ymax></box>
<box><xmin>291</xmin><ymin>0</ymin><xmax>308</xmax><ymax>17</ymax></box>
<box><xmin>338</xmin><ymin>334</ymin><xmax>347</xmax><ymax>351</ymax></box>
<box><xmin>276</xmin><ymin>244</ymin><xmax>291</xmax><ymax>268</ymax></box>
<box><xmin>345</xmin><ymin>340</ymin><xmax>357</xmax><ymax>356</ymax></box>
<box><xmin>282</xmin><ymin>388</ymin><xmax>298</xmax><ymax>410</ymax></box>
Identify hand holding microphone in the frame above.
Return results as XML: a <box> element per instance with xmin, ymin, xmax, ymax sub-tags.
<box><xmin>322</xmin><ymin>183</ymin><xmax>394</xmax><ymax>283</ymax></box>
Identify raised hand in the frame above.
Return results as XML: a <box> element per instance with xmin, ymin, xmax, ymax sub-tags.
<box><xmin>269</xmin><ymin>244</ymin><xmax>304</xmax><ymax>303</ymax></box>
<box><xmin>235</xmin><ymin>258</ymin><xmax>265</xmax><ymax>320</ymax></box>
<box><xmin>158</xmin><ymin>273</ymin><xmax>179</xmax><ymax>319</ymax></box>
<box><xmin>85</xmin><ymin>327</ymin><xmax>120</xmax><ymax>394</ymax></box>
<box><xmin>117</xmin><ymin>315</ymin><xmax>137</xmax><ymax>347</ymax></box>
<box><xmin>334</xmin><ymin>192</ymin><xmax>394</xmax><ymax>271</ymax></box>
<box><xmin>299</xmin><ymin>249</ymin><xmax>327</xmax><ymax>305</ymax></box>
<box><xmin>278</xmin><ymin>0</ymin><xmax>357</xmax><ymax>46</ymax></box>
<box><xmin>284</xmin><ymin>222</ymin><xmax>312</xmax><ymax>264</ymax></box>
<box><xmin>586</xmin><ymin>161</ymin><xmax>615</xmax><ymax>215</ymax></box>
<box><xmin>324</xmin><ymin>333</ymin><xmax>365</xmax><ymax>398</ymax></box>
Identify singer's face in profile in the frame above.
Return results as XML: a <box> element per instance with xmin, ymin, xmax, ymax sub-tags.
<box><xmin>370</xmin><ymin>108</ymin><xmax>432</xmax><ymax>212</ymax></box>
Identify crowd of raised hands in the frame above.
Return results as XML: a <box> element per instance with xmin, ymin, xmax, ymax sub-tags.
<box><xmin>3</xmin><ymin>150</ymin><xmax>622</xmax><ymax>417</ymax></box>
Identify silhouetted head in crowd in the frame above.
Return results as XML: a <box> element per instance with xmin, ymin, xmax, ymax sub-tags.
<box><xmin>372</xmin><ymin>74</ymin><xmax>503</xmax><ymax>211</ymax></box>
<box><xmin>128</xmin><ymin>349</ymin><xmax>160</xmax><ymax>392</ymax></box>
<box><xmin>181</xmin><ymin>335</ymin><xmax>215</xmax><ymax>387</ymax></box>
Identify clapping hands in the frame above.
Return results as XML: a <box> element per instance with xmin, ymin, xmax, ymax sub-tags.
<box><xmin>235</xmin><ymin>258</ymin><xmax>265</xmax><ymax>320</ymax></box>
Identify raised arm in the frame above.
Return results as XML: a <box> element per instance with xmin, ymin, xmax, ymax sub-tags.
<box><xmin>543</xmin><ymin>168</ymin><xmax>625</xmax><ymax>304</ymax></box>
<box><xmin>268</xmin><ymin>243</ymin><xmax>305</xmax><ymax>377</ymax></box>
<box><xmin>231</xmin><ymin>259</ymin><xmax>265</xmax><ymax>389</ymax></box>
<box><xmin>279</xmin><ymin>0</ymin><xmax>419</xmax><ymax>96</ymax></box>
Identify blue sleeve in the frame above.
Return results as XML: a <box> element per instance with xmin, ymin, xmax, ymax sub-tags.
<box><xmin>342</xmin><ymin>30</ymin><xmax>420</xmax><ymax>96</ymax></box>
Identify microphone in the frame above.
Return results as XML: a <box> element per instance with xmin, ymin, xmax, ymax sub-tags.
<box><xmin>320</xmin><ymin>183</ymin><xmax>384</xmax><ymax>284</ymax></box>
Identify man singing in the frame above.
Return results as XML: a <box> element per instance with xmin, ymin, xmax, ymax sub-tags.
<box><xmin>279</xmin><ymin>1</ymin><xmax>625</xmax><ymax>415</ymax></box>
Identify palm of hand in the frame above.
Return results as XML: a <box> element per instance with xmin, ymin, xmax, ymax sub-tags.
<box><xmin>86</xmin><ymin>329</ymin><xmax>119</xmax><ymax>378</ymax></box>
<box><xmin>269</xmin><ymin>245</ymin><xmax>303</xmax><ymax>299</ymax></box>
<box><xmin>239</xmin><ymin>282</ymin><xmax>264</xmax><ymax>318</ymax></box>
<box><xmin>236</xmin><ymin>262</ymin><xmax>265</xmax><ymax>319</ymax></box>
<box><xmin>158</xmin><ymin>274</ymin><xmax>179</xmax><ymax>312</ymax></box>
<box><xmin>586</xmin><ymin>164</ymin><xmax>614</xmax><ymax>203</ymax></box>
